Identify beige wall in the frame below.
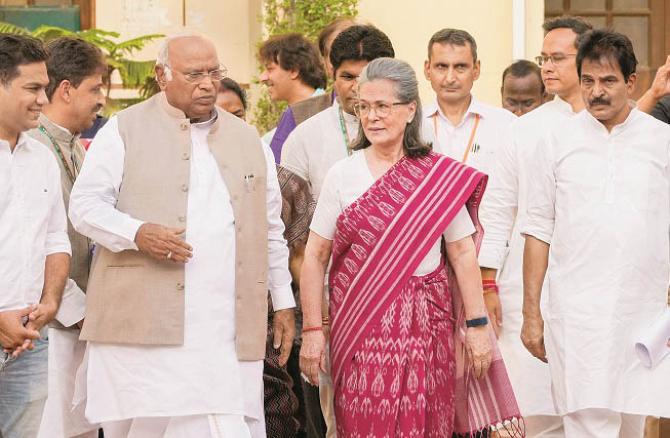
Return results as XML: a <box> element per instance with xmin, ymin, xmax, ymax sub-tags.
<box><xmin>95</xmin><ymin>0</ymin><xmax>546</xmax><ymax>109</ymax></box>
<box><xmin>358</xmin><ymin>0</ymin><xmax>545</xmax><ymax>108</ymax></box>
<box><xmin>95</xmin><ymin>0</ymin><xmax>263</xmax><ymax>95</ymax></box>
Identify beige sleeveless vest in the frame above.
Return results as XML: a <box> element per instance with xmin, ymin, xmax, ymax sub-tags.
<box><xmin>81</xmin><ymin>92</ymin><xmax>270</xmax><ymax>360</ymax></box>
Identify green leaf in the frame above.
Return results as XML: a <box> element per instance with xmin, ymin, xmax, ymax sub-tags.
<box><xmin>0</xmin><ymin>22</ymin><xmax>30</xmax><ymax>35</ymax></box>
<box><xmin>31</xmin><ymin>25</ymin><xmax>74</xmax><ymax>41</ymax></box>
<box><xmin>116</xmin><ymin>59</ymin><xmax>156</xmax><ymax>88</ymax></box>
<box><xmin>116</xmin><ymin>34</ymin><xmax>164</xmax><ymax>55</ymax></box>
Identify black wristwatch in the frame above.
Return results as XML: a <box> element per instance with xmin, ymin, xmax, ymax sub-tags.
<box><xmin>465</xmin><ymin>316</ymin><xmax>489</xmax><ymax>328</ymax></box>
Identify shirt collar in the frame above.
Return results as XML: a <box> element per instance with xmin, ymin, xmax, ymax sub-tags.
<box><xmin>39</xmin><ymin>113</ymin><xmax>77</xmax><ymax>144</ymax></box>
<box><xmin>425</xmin><ymin>95</ymin><xmax>485</xmax><ymax>126</ymax></box>
<box><xmin>1</xmin><ymin>132</ymin><xmax>31</xmax><ymax>153</ymax></box>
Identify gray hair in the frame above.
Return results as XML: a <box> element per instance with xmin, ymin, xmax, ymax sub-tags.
<box><xmin>155</xmin><ymin>31</ymin><xmax>206</xmax><ymax>82</ymax></box>
<box><xmin>353</xmin><ymin>57</ymin><xmax>431</xmax><ymax>158</ymax></box>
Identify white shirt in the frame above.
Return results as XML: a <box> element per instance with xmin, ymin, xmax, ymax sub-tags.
<box><xmin>311</xmin><ymin>151</ymin><xmax>475</xmax><ymax>276</ymax></box>
<box><xmin>280</xmin><ymin>99</ymin><xmax>359</xmax><ymax>200</ymax></box>
<box><xmin>0</xmin><ymin>133</ymin><xmax>70</xmax><ymax>312</ymax></box>
<box><xmin>477</xmin><ymin>96</ymin><xmax>577</xmax><ymax>417</ymax></box>
<box><xmin>422</xmin><ymin>96</ymin><xmax>516</xmax><ymax>177</ymax></box>
<box><xmin>69</xmin><ymin>116</ymin><xmax>293</xmax><ymax>422</ymax></box>
<box><xmin>523</xmin><ymin>108</ymin><xmax>670</xmax><ymax>416</ymax></box>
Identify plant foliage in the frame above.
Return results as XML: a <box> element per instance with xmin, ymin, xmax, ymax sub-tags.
<box><xmin>0</xmin><ymin>22</ymin><xmax>162</xmax><ymax>97</ymax></box>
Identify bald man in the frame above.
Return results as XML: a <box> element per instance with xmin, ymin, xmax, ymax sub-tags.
<box><xmin>69</xmin><ymin>34</ymin><xmax>296</xmax><ymax>438</ymax></box>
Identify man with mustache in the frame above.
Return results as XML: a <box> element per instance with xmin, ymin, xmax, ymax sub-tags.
<box><xmin>27</xmin><ymin>36</ymin><xmax>106</xmax><ymax>438</ymax></box>
<box><xmin>281</xmin><ymin>24</ymin><xmax>395</xmax><ymax>438</ymax></box>
<box><xmin>69</xmin><ymin>33</ymin><xmax>296</xmax><ymax>437</ymax></box>
<box><xmin>477</xmin><ymin>16</ymin><xmax>593</xmax><ymax>437</ymax></box>
<box><xmin>0</xmin><ymin>34</ymin><xmax>71</xmax><ymax>438</ymax></box>
<box><xmin>522</xmin><ymin>29</ymin><xmax>670</xmax><ymax>436</ymax></box>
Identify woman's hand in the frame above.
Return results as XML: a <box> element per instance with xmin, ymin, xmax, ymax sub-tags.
<box><xmin>465</xmin><ymin>325</ymin><xmax>492</xmax><ymax>379</ymax></box>
<box><xmin>299</xmin><ymin>330</ymin><xmax>327</xmax><ymax>386</ymax></box>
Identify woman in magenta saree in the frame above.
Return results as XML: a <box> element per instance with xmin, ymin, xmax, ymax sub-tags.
<box><xmin>299</xmin><ymin>58</ymin><xmax>522</xmax><ymax>437</ymax></box>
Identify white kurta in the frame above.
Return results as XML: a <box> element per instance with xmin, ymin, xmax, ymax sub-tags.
<box><xmin>280</xmin><ymin>99</ymin><xmax>359</xmax><ymax>200</ymax></box>
<box><xmin>68</xmin><ymin>116</ymin><xmax>294</xmax><ymax>425</ymax></box>
<box><xmin>478</xmin><ymin>96</ymin><xmax>576</xmax><ymax>417</ymax></box>
<box><xmin>523</xmin><ymin>108</ymin><xmax>670</xmax><ymax>416</ymax></box>
<box><xmin>310</xmin><ymin>150</ymin><xmax>476</xmax><ymax>274</ymax></box>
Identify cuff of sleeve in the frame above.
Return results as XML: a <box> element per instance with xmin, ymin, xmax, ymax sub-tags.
<box><xmin>270</xmin><ymin>284</ymin><xmax>296</xmax><ymax>311</ymax></box>
<box><xmin>119</xmin><ymin>218</ymin><xmax>145</xmax><ymax>251</ymax></box>
<box><xmin>521</xmin><ymin>227</ymin><xmax>552</xmax><ymax>244</ymax></box>
<box><xmin>46</xmin><ymin>234</ymin><xmax>72</xmax><ymax>256</ymax></box>
<box><xmin>54</xmin><ymin>279</ymin><xmax>86</xmax><ymax>327</ymax></box>
<box><xmin>478</xmin><ymin>244</ymin><xmax>505</xmax><ymax>269</ymax></box>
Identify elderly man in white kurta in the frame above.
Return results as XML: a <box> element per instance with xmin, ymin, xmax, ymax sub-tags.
<box><xmin>522</xmin><ymin>29</ymin><xmax>670</xmax><ymax>437</ymax></box>
<box><xmin>69</xmin><ymin>34</ymin><xmax>295</xmax><ymax>438</ymax></box>
<box><xmin>477</xmin><ymin>17</ymin><xmax>594</xmax><ymax>438</ymax></box>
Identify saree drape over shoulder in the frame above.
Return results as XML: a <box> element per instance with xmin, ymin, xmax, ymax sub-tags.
<box><xmin>328</xmin><ymin>152</ymin><xmax>523</xmax><ymax>437</ymax></box>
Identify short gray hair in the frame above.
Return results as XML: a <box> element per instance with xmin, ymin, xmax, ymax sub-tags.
<box><xmin>156</xmin><ymin>31</ymin><xmax>205</xmax><ymax>67</ymax></box>
<box><xmin>353</xmin><ymin>57</ymin><xmax>430</xmax><ymax>158</ymax></box>
<box><xmin>155</xmin><ymin>32</ymin><xmax>206</xmax><ymax>82</ymax></box>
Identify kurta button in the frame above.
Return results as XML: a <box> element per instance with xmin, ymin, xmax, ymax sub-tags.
<box><xmin>181</xmin><ymin>184</ymin><xmax>188</xmax><ymax>192</ymax></box>
<box><xmin>180</xmin><ymin>122</ymin><xmax>189</xmax><ymax>131</ymax></box>
<box><xmin>181</xmin><ymin>152</ymin><xmax>190</xmax><ymax>160</ymax></box>
<box><xmin>176</xmin><ymin>282</ymin><xmax>184</xmax><ymax>290</ymax></box>
<box><xmin>178</xmin><ymin>216</ymin><xmax>186</xmax><ymax>223</ymax></box>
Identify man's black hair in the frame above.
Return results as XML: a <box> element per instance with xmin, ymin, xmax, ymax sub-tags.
<box><xmin>329</xmin><ymin>25</ymin><xmax>394</xmax><ymax>74</ymax></box>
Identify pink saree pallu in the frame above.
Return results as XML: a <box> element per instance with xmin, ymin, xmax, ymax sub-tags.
<box><xmin>328</xmin><ymin>152</ymin><xmax>524</xmax><ymax>437</ymax></box>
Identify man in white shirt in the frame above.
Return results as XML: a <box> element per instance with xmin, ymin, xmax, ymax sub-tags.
<box><xmin>421</xmin><ymin>28</ymin><xmax>515</xmax><ymax>179</ymax></box>
<box><xmin>522</xmin><ymin>29</ymin><xmax>670</xmax><ymax>437</ymax></box>
<box><xmin>281</xmin><ymin>24</ymin><xmax>395</xmax><ymax>438</ymax></box>
<box><xmin>0</xmin><ymin>34</ymin><xmax>71</xmax><ymax>438</ymax></box>
<box><xmin>478</xmin><ymin>16</ymin><xmax>593</xmax><ymax>437</ymax></box>
<box><xmin>28</xmin><ymin>37</ymin><xmax>107</xmax><ymax>438</ymax></box>
<box><xmin>69</xmin><ymin>34</ymin><xmax>295</xmax><ymax>438</ymax></box>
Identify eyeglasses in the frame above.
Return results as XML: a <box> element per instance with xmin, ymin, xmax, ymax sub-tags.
<box><xmin>353</xmin><ymin>101</ymin><xmax>409</xmax><ymax>118</ymax></box>
<box><xmin>166</xmin><ymin>65</ymin><xmax>228</xmax><ymax>83</ymax></box>
<box><xmin>534</xmin><ymin>53</ymin><xmax>577</xmax><ymax>66</ymax></box>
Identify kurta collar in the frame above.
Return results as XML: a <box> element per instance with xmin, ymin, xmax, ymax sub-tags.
<box><xmin>39</xmin><ymin>113</ymin><xmax>77</xmax><ymax>144</ymax></box>
<box><xmin>550</xmin><ymin>95</ymin><xmax>578</xmax><ymax>116</ymax></box>
<box><xmin>582</xmin><ymin>106</ymin><xmax>640</xmax><ymax>136</ymax></box>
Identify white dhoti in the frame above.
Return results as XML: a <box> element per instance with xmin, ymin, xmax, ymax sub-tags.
<box><xmin>37</xmin><ymin>327</ymin><xmax>98</xmax><ymax>438</ymax></box>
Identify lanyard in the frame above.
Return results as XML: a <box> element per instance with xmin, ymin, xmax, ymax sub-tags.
<box><xmin>338</xmin><ymin>107</ymin><xmax>354</xmax><ymax>157</ymax></box>
<box><xmin>432</xmin><ymin>113</ymin><xmax>481</xmax><ymax>163</ymax></box>
<box><xmin>38</xmin><ymin>125</ymin><xmax>78</xmax><ymax>184</ymax></box>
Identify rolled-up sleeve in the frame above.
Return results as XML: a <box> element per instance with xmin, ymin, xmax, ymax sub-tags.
<box><xmin>69</xmin><ymin>117</ymin><xmax>144</xmax><ymax>252</ymax></box>
<box><xmin>263</xmin><ymin>142</ymin><xmax>295</xmax><ymax>311</ymax></box>
<box><xmin>45</xmin><ymin>157</ymin><xmax>71</xmax><ymax>256</ymax></box>
<box><xmin>479</xmin><ymin>123</ymin><xmax>518</xmax><ymax>268</ymax></box>
<box><xmin>522</xmin><ymin>133</ymin><xmax>557</xmax><ymax>244</ymax></box>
